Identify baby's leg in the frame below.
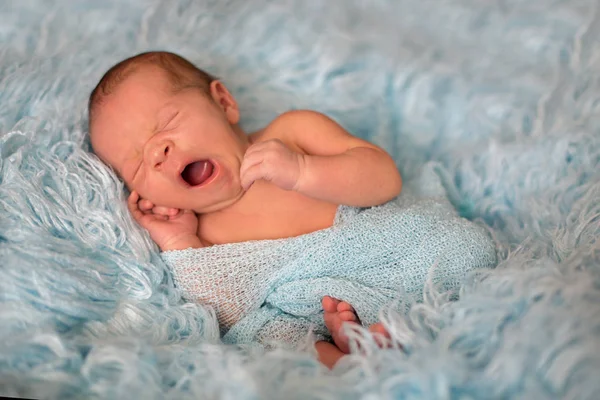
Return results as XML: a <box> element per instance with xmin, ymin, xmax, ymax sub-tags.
<box><xmin>314</xmin><ymin>341</ymin><xmax>345</xmax><ymax>369</ymax></box>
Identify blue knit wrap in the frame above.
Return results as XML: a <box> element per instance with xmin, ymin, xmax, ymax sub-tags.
<box><xmin>162</xmin><ymin>164</ymin><xmax>497</xmax><ymax>346</ymax></box>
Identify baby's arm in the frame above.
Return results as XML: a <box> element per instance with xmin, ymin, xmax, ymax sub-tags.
<box><xmin>284</xmin><ymin>111</ymin><xmax>401</xmax><ymax>206</ymax></box>
<box><xmin>243</xmin><ymin>110</ymin><xmax>402</xmax><ymax>207</ymax></box>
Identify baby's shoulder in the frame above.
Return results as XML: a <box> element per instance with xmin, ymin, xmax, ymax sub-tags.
<box><xmin>267</xmin><ymin>109</ymin><xmax>326</xmax><ymax>132</ymax></box>
<box><xmin>250</xmin><ymin>109</ymin><xmax>325</xmax><ymax>146</ymax></box>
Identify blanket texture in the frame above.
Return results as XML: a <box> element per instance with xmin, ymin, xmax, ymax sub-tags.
<box><xmin>1</xmin><ymin>0</ymin><xmax>599</xmax><ymax>399</ymax></box>
<box><xmin>163</xmin><ymin>164</ymin><xmax>497</xmax><ymax>346</ymax></box>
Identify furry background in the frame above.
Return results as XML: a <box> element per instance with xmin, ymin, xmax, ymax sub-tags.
<box><xmin>1</xmin><ymin>0</ymin><xmax>599</xmax><ymax>398</ymax></box>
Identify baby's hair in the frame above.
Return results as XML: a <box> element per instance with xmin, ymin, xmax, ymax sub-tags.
<box><xmin>88</xmin><ymin>51</ymin><xmax>216</xmax><ymax>127</ymax></box>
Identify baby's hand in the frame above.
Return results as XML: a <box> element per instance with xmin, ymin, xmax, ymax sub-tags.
<box><xmin>127</xmin><ymin>191</ymin><xmax>202</xmax><ymax>251</ymax></box>
<box><xmin>240</xmin><ymin>139</ymin><xmax>305</xmax><ymax>191</ymax></box>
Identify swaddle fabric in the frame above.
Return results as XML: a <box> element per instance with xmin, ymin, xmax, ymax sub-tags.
<box><xmin>162</xmin><ymin>164</ymin><xmax>497</xmax><ymax>346</ymax></box>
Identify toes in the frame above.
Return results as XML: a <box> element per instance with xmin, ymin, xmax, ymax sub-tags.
<box><xmin>368</xmin><ymin>323</ymin><xmax>392</xmax><ymax>348</ymax></box>
<box><xmin>337</xmin><ymin>301</ymin><xmax>355</xmax><ymax>313</ymax></box>
<box><xmin>322</xmin><ymin>296</ymin><xmax>340</xmax><ymax>313</ymax></box>
<box><xmin>369</xmin><ymin>323</ymin><xmax>390</xmax><ymax>337</ymax></box>
<box><xmin>338</xmin><ymin>310</ymin><xmax>358</xmax><ymax>322</ymax></box>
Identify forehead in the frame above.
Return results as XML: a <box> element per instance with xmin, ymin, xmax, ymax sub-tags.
<box><xmin>89</xmin><ymin>67</ymin><xmax>174</xmax><ymax>167</ymax></box>
<box><xmin>106</xmin><ymin>65</ymin><xmax>174</xmax><ymax>107</ymax></box>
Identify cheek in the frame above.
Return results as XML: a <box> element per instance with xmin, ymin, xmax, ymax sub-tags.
<box><xmin>135</xmin><ymin>175</ymin><xmax>184</xmax><ymax>207</ymax></box>
<box><xmin>131</xmin><ymin>172</ymin><xmax>158</xmax><ymax>201</ymax></box>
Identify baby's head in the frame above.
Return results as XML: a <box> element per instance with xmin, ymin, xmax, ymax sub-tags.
<box><xmin>89</xmin><ymin>51</ymin><xmax>249</xmax><ymax>213</ymax></box>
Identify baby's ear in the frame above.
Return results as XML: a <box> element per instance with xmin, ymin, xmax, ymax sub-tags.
<box><xmin>209</xmin><ymin>80</ymin><xmax>239</xmax><ymax>124</ymax></box>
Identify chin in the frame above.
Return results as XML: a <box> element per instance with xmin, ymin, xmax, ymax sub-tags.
<box><xmin>192</xmin><ymin>188</ymin><xmax>245</xmax><ymax>214</ymax></box>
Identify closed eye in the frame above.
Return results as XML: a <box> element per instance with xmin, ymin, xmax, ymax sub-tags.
<box><xmin>160</xmin><ymin>111</ymin><xmax>180</xmax><ymax>131</ymax></box>
<box><xmin>132</xmin><ymin>161</ymin><xmax>142</xmax><ymax>180</ymax></box>
<box><xmin>124</xmin><ymin>157</ymin><xmax>142</xmax><ymax>183</ymax></box>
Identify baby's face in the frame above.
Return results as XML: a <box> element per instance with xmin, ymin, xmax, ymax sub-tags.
<box><xmin>90</xmin><ymin>66</ymin><xmax>247</xmax><ymax>213</ymax></box>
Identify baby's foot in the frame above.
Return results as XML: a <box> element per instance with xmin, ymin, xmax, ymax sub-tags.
<box><xmin>368</xmin><ymin>322</ymin><xmax>392</xmax><ymax>347</ymax></box>
<box><xmin>322</xmin><ymin>296</ymin><xmax>359</xmax><ymax>354</ymax></box>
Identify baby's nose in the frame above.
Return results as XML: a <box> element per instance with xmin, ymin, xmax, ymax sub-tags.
<box><xmin>148</xmin><ymin>140</ymin><xmax>174</xmax><ymax>169</ymax></box>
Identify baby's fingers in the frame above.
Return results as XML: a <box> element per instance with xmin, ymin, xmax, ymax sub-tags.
<box><xmin>240</xmin><ymin>162</ymin><xmax>266</xmax><ymax>190</ymax></box>
<box><xmin>152</xmin><ymin>206</ymin><xmax>180</xmax><ymax>216</ymax></box>
<box><xmin>131</xmin><ymin>193</ymin><xmax>177</xmax><ymax>217</ymax></box>
<box><xmin>138</xmin><ymin>198</ymin><xmax>155</xmax><ymax>212</ymax></box>
<box><xmin>239</xmin><ymin>150</ymin><xmax>264</xmax><ymax>181</ymax></box>
<box><xmin>127</xmin><ymin>191</ymin><xmax>145</xmax><ymax>221</ymax></box>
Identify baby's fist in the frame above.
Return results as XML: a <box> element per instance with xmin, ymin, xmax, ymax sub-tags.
<box><xmin>127</xmin><ymin>191</ymin><xmax>201</xmax><ymax>251</ymax></box>
<box><xmin>240</xmin><ymin>139</ymin><xmax>305</xmax><ymax>191</ymax></box>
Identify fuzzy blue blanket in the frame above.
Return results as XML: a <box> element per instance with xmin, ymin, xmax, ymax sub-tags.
<box><xmin>1</xmin><ymin>1</ymin><xmax>599</xmax><ymax>399</ymax></box>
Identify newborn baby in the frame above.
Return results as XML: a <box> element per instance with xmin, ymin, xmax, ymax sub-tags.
<box><xmin>88</xmin><ymin>51</ymin><xmax>403</xmax><ymax>367</ymax></box>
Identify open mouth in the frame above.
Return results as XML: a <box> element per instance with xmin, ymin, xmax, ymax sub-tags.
<box><xmin>181</xmin><ymin>160</ymin><xmax>215</xmax><ymax>187</ymax></box>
